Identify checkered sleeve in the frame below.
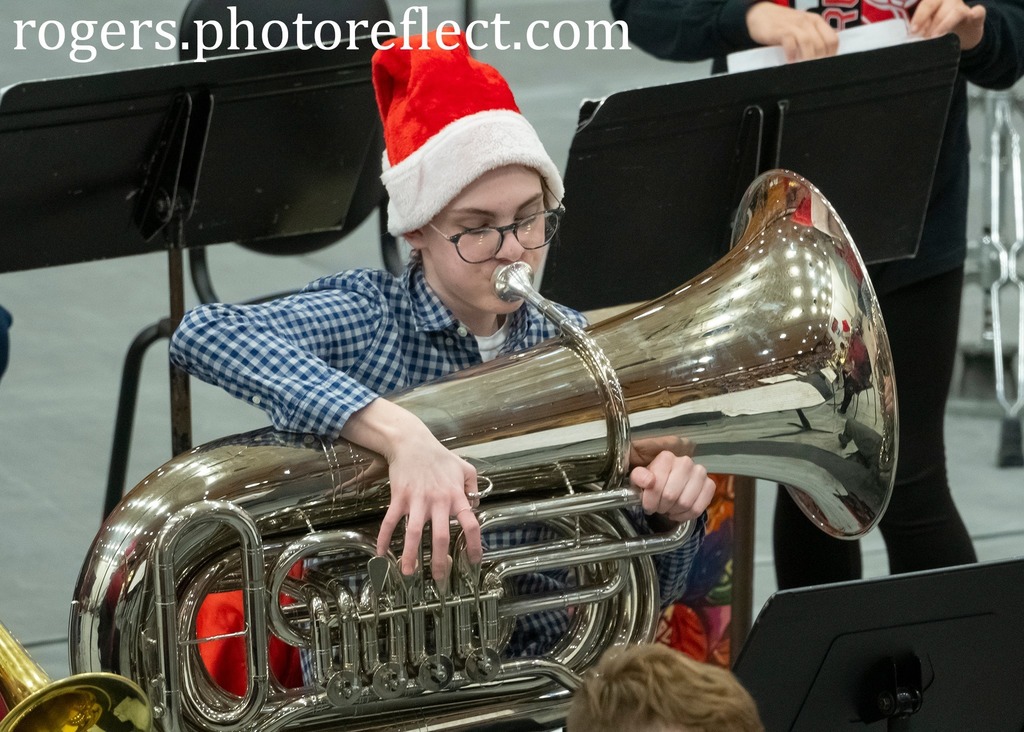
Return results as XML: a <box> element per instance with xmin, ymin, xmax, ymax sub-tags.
<box><xmin>641</xmin><ymin>508</ymin><xmax>707</xmax><ymax>607</ymax></box>
<box><xmin>169</xmin><ymin>286</ymin><xmax>384</xmax><ymax>438</ymax></box>
<box><xmin>482</xmin><ymin>524</ymin><xmax>572</xmax><ymax>658</ymax></box>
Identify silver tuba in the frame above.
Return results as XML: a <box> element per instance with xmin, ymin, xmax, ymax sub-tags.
<box><xmin>69</xmin><ymin>170</ymin><xmax>897</xmax><ymax>731</ymax></box>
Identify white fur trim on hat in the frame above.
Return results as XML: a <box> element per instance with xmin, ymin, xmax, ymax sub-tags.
<box><xmin>381</xmin><ymin>109</ymin><xmax>563</xmax><ymax>236</ymax></box>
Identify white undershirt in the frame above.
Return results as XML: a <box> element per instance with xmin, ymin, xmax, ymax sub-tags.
<box><xmin>473</xmin><ymin>318</ymin><xmax>510</xmax><ymax>362</ymax></box>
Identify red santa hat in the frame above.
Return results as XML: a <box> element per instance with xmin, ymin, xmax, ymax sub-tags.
<box><xmin>372</xmin><ymin>31</ymin><xmax>564</xmax><ymax>236</ymax></box>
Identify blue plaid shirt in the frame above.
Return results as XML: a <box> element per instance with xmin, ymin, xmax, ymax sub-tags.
<box><xmin>171</xmin><ymin>261</ymin><xmax>705</xmax><ymax>657</ymax></box>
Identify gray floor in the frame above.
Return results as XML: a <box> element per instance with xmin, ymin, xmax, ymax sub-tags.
<box><xmin>1</xmin><ymin>0</ymin><xmax>1022</xmax><ymax>684</ymax></box>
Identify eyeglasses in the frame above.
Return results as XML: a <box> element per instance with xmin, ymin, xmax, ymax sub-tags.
<box><xmin>429</xmin><ymin>207</ymin><xmax>564</xmax><ymax>263</ymax></box>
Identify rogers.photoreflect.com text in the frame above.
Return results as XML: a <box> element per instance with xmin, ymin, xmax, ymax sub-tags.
<box><xmin>11</xmin><ymin>5</ymin><xmax>631</xmax><ymax>64</ymax></box>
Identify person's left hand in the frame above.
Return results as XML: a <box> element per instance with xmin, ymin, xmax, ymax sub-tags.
<box><xmin>910</xmin><ymin>0</ymin><xmax>986</xmax><ymax>51</ymax></box>
<box><xmin>628</xmin><ymin>437</ymin><xmax>717</xmax><ymax>525</ymax></box>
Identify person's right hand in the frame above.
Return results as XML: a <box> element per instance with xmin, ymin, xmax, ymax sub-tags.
<box><xmin>746</xmin><ymin>2</ymin><xmax>840</xmax><ymax>62</ymax></box>
<box><xmin>341</xmin><ymin>399</ymin><xmax>483</xmax><ymax>581</ymax></box>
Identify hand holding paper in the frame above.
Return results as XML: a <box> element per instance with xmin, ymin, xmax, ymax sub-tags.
<box><xmin>909</xmin><ymin>0</ymin><xmax>986</xmax><ymax>50</ymax></box>
<box><xmin>746</xmin><ymin>3</ymin><xmax>838</xmax><ymax>63</ymax></box>
<box><xmin>728</xmin><ymin>18</ymin><xmax>914</xmax><ymax>73</ymax></box>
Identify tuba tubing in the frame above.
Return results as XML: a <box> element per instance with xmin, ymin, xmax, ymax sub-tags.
<box><xmin>68</xmin><ymin>170</ymin><xmax>897</xmax><ymax>731</ymax></box>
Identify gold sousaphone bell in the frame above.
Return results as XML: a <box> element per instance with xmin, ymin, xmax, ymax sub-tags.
<box><xmin>0</xmin><ymin>619</ymin><xmax>151</xmax><ymax>732</ymax></box>
<box><xmin>61</xmin><ymin>170</ymin><xmax>896</xmax><ymax>731</ymax></box>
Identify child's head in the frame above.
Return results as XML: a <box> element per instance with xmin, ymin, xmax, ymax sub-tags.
<box><xmin>566</xmin><ymin>644</ymin><xmax>765</xmax><ymax>732</ymax></box>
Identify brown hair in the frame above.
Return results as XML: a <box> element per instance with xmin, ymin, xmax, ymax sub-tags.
<box><xmin>566</xmin><ymin>644</ymin><xmax>765</xmax><ymax>732</ymax></box>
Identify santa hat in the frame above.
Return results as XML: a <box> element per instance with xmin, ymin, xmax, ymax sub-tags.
<box><xmin>372</xmin><ymin>31</ymin><xmax>564</xmax><ymax>236</ymax></box>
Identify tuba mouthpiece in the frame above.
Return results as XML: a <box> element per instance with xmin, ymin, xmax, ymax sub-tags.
<box><xmin>492</xmin><ymin>262</ymin><xmax>535</xmax><ymax>303</ymax></box>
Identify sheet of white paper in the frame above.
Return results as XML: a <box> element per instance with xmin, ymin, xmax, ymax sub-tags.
<box><xmin>726</xmin><ymin>19</ymin><xmax>913</xmax><ymax>74</ymax></box>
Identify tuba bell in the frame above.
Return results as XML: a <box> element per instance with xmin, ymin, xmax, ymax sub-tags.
<box><xmin>67</xmin><ymin>170</ymin><xmax>896</xmax><ymax>731</ymax></box>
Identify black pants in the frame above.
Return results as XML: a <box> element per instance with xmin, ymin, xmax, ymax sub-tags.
<box><xmin>0</xmin><ymin>304</ymin><xmax>10</xmax><ymax>382</ymax></box>
<box><xmin>773</xmin><ymin>267</ymin><xmax>978</xmax><ymax>589</ymax></box>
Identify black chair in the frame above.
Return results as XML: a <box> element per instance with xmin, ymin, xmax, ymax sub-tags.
<box><xmin>104</xmin><ymin>0</ymin><xmax>397</xmax><ymax>519</ymax></box>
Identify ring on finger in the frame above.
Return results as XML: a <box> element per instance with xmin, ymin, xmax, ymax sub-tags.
<box><xmin>456</xmin><ymin>507</ymin><xmax>475</xmax><ymax>518</ymax></box>
<box><xmin>465</xmin><ymin>491</ymin><xmax>481</xmax><ymax>500</ymax></box>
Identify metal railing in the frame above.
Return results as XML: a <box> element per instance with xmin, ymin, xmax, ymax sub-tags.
<box><xmin>965</xmin><ymin>87</ymin><xmax>1024</xmax><ymax>467</ymax></box>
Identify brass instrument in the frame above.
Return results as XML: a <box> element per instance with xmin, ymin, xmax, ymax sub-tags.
<box><xmin>0</xmin><ymin>619</ymin><xmax>151</xmax><ymax>732</ymax></box>
<box><xmin>66</xmin><ymin>170</ymin><xmax>896</xmax><ymax>731</ymax></box>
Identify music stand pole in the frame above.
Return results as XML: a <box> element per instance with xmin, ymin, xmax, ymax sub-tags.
<box><xmin>167</xmin><ymin>223</ymin><xmax>193</xmax><ymax>456</ymax></box>
<box><xmin>133</xmin><ymin>89</ymin><xmax>214</xmax><ymax>457</ymax></box>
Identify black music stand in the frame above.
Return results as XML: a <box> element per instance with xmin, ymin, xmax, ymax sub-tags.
<box><xmin>176</xmin><ymin>0</ymin><xmax>398</xmax><ymax>305</ymax></box>
<box><xmin>732</xmin><ymin>557</ymin><xmax>1024</xmax><ymax>731</ymax></box>
<box><xmin>542</xmin><ymin>35</ymin><xmax>961</xmax><ymax>312</ymax></box>
<box><xmin>0</xmin><ymin>41</ymin><xmax>381</xmax><ymax>515</ymax></box>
